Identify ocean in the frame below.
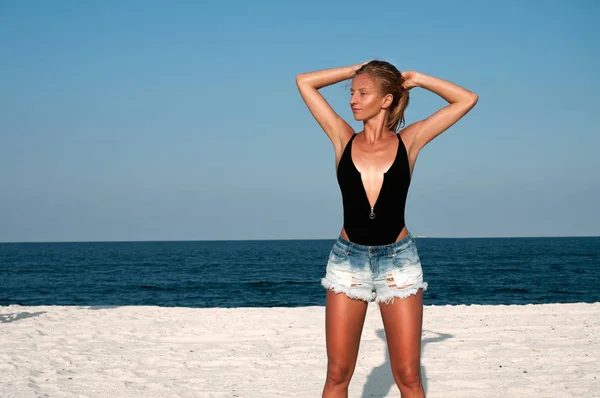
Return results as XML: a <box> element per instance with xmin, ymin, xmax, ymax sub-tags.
<box><xmin>1</xmin><ymin>237</ymin><xmax>599</xmax><ymax>307</ymax></box>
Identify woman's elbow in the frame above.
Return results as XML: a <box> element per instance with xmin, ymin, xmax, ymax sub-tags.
<box><xmin>467</xmin><ymin>91</ymin><xmax>479</xmax><ymax>106</ymax></box>
<box><xmin>295</xmin><ymin>74</ymin><xmax>307</xmax><ymax>86</ymax></box>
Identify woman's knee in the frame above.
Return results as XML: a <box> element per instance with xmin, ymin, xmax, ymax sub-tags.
<box><xmin>392</xmin><ymin>364</ymin><xmax>422</xmax><ymax>388</ymax></box>
<box><xmin>326</xmin><ymin>361</ymin><xmax>355</xmax><ymax>386</ymax></box>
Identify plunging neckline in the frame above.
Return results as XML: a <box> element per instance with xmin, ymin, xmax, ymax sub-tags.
<box><xmin>349</xmin><ymin>134</ymin><xmax>401</xmax><ymax>211</ymax></box>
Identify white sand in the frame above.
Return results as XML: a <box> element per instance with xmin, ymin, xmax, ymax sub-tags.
<box><xmin>1</xmin><ymin>303</ymin><xmax>599</xmax><ymax>397</ymax></box>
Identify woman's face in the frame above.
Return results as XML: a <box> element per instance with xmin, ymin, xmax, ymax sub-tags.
<box><xmin>349</xmin><ymin>74</ymin><xmax>386</xmax><ymax>121</ymax></box>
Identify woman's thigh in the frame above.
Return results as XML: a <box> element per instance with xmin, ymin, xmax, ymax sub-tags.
<box><xmin>325</xmin><ymin>289</ymin><xmax>369</xmax><ymax>370</ymax></box>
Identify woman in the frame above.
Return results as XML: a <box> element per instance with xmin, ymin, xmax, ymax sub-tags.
<box><xmin>296</xmin><ymin>60</ymin><xmax>478</xmax><ymax>398</ymax></box>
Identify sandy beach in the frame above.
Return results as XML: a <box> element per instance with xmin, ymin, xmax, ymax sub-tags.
<box><xmin>1</xmin><ymin>303</ymin><xmax>598</xmax><ymax>397</ymax></box>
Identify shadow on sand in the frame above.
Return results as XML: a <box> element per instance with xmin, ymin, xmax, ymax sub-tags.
<box><xmin>0</xmin><ymin>311</ymin><xmax>47</xmax><ymax>324</ymax></box>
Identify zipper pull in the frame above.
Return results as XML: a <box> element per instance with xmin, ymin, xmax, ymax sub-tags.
<box><xmin>369</xmin><ymin>207</ymin><xmax>375</xmax><ymax>219</ymax></box>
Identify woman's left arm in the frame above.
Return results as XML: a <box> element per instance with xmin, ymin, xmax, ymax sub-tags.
<box><xmin>402</xmin><ymin>71</ymin><xmax>478</xmax><ymax>153</ymax></box>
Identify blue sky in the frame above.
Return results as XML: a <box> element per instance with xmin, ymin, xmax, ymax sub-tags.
<box><xmin>1</xmin><ymin>0</ymin><xmax>599</xmax><ymax>242</ymax></box>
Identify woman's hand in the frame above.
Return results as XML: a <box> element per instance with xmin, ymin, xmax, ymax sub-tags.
<box><xmin>400</xmin><ymin>71</ymin><xmax>419</xmax><ymax>90</ymax></box>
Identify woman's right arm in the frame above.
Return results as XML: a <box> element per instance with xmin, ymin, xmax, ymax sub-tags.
<box><xmin>296</xmin><ymin>63</ymin><xmax>364</xmax><ymax>150</ymax></box>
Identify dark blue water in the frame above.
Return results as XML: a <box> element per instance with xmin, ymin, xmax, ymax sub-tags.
<box><xmin>1</xmin><ymin>237</ymin><xmax>599</xmax><ymax>307</ymax></box>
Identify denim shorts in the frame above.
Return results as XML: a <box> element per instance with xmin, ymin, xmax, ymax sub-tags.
<box><xmin>321</xmin><ymin>233</ymin><xmax>428</xmax><ymax>304</ymax></box>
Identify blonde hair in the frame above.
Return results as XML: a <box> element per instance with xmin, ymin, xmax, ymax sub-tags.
<box><xmin>354</xmin><ymin>60</ymin><xmax>409</xmax><ymax>132</ymax></box>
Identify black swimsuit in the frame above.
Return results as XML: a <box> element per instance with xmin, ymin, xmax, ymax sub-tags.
<box><xmin>336</xmin><ymin>133</ymin><xmax>411</xmax><ymax>246</ymax></box>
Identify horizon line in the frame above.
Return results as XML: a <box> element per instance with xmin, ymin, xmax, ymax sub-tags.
<box><xmin>1</xmin><ymin>234</ymin><xmax>599</xmax><ymax>244</ymax></box>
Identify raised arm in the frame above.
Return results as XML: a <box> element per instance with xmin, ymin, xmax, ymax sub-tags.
<box><xmin>401</xmin><ymin>71</ymin><xmax>478</xmax><ymax>154</ymax></box>
<box><xmin>296</xmin><ymin>63</ymin><xmax>365</xmax><ymax>150</ymax></box>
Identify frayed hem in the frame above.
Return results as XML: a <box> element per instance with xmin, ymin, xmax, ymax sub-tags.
<box><xmin>375</xmin><ymin>282</ymin><xmax>428</xmax><ymax>305</ymax></box>
<box><xmin>321</xmin><ymin>278</ymin><xmax>375</xmax><ymax>302</ymax></box>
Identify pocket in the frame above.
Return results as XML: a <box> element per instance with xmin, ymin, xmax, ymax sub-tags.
<box><xmin>328</xmin><ymin>245</ymin><xmax>349</xmax><ymax>264</ymax></box>
<box><xmin>391</xmin><ymin>245</ymin><xmax>420</xmax><ymax>268</ymax></box>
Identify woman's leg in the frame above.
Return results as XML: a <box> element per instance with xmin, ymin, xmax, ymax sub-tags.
<box><xmin>378</xmin><ymin>289</ymin><xmax>425</xmax><ymax>398</ymax></box>
<box><xmin>322</xmin><ymin>290</ymin><xmax>369</xmax><ymax>398</ymax></box>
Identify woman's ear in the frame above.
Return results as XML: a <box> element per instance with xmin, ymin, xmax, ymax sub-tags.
<box><xmin>382</xmin><ymin>93</ymin><xmax>393</xmax><ymax>109</ymax></box>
